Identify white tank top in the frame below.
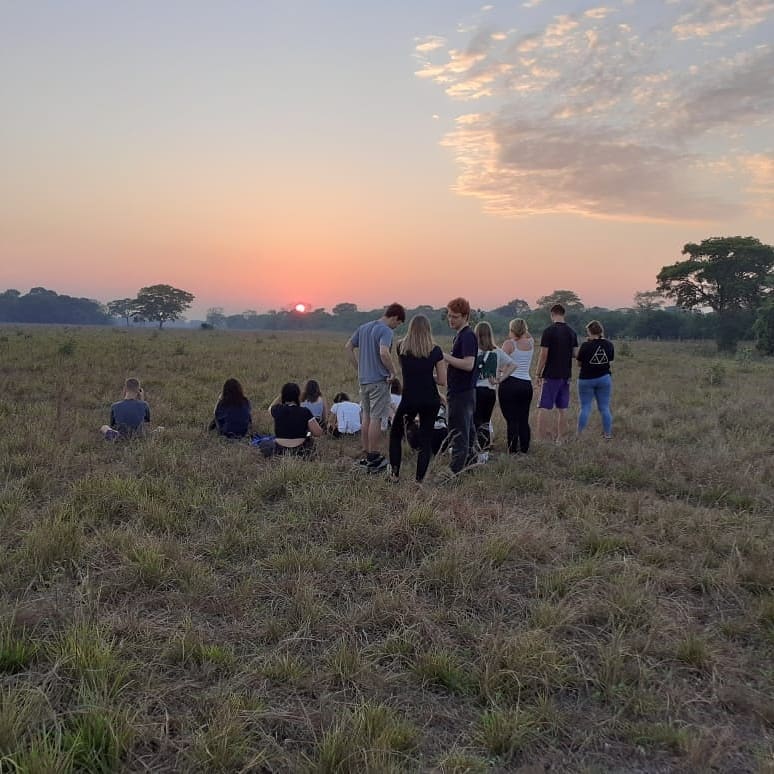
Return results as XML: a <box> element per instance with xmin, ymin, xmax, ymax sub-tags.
<box><xmin>505</xmin><ymin>339</ymin><xmax>533</xmax><ymax>381</ymax></box>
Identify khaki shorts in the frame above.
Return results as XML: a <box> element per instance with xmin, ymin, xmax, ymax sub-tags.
<box><xmin>360</xmin><ymin>380</ymin><xmax>391</xmax><ymax>420</ymax></box>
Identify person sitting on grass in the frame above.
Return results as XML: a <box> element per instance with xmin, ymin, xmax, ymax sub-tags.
<box><xmin>209</xmin><ymin>377</ymin><xmax>252</xmax><ymax>438</ymax></box>
<box><xmin>300</xmin><ymin>379</ymin><xmax>328</xmax><ymax>430</ymax></box>
<box><xmin>261</xmin><ymin>382</ymin><xmax>323</xmax><ymax>457</ymax></box>
<box><xmin>100</xmin><ymin>377</ymin><xmax>151</xmax><ymax>440</ymax></box>
<box><xmin>328</xmin><ymin>392</ymin><xmax>362</xmax><ymax>438</ymax></box>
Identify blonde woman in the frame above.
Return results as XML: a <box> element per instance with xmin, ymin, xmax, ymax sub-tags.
<box><xmin>498</xmin><ymin>318</ymin><xmax>534</xmax><ymax>453</ymax></box>
<box><xmin>473</xmin><ymin>321</ymin><xmax>516</xmax><ymax>451</ymax></box>
<box><xmin>389</xmin><ymin>314</ymin><xmax>447</xmax><ymax>482</ymax></box>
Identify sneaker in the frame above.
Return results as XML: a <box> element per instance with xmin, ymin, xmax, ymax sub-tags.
<box><xmin>477</xmin><ymin>451</ymin><xmax>490</xmax><ymax>464</ymax></box>
<box><xmin>104</xmin><ymin>428</ymin><xmax>121</xmax><ymax>441</ymax></box>
<box><xmin>366</xmin><ymin>455</ymin><xmax>388</xmax><ymax>473</ymax></box>
<box><xmin>356</xmin><ymin>457</ymin><xmax>370</xmax><ymax>467</ymax></box>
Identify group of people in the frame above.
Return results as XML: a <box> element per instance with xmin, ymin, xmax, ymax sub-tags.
<box><xmin>100</xmin><ymin>298</ymin><xmax>615</xmax><ymax>483</ymax></box>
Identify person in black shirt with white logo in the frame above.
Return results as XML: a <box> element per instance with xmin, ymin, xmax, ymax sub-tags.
<box><xmin>576</xmin><ymin>320</ymin><xmax>615</xmax><ymax>439</ymax></box>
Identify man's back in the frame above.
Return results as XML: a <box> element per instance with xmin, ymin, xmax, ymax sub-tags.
<box><xmin>351</xmin><ymin>319</ymin><xmax>393</xmax><ymax>384</ymax></box>
<box><xmin>110</xmin><ymin>398</ymin><xmax>150</xmax><ymax>436</ymax></box>
<box><xmin>540</xmin><ymin>322</ymin><xmax>578</xmax><ymax>380</ymax></box>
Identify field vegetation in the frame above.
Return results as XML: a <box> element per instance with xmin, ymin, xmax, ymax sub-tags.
<box><xmin>0</xmin><ymin>326</ymin><xmax>772</xmax><ymax>772</ymax></box>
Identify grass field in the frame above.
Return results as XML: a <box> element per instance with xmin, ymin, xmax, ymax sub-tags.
<box><xmin>1</xmin><ymin>326</ymin><xmax>772</xmax><ymax>773</ymax></box>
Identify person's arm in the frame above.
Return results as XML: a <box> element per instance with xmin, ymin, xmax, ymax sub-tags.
<box><xmin>494</xmin><ymin>349</ymin><xmax>516</xmax><ymax>383</ymax></box>
<box><xmin>379</xmin><ymin>343</ymin><xmax>396</xmax><ymax>379</ymax></box>
<box><xmin>502</xmin><ymin>339</ymin><xmax>516</xmax><ymax>356</ymax></box>
<box><xmin>345</xmin><ymin>338</ymin><xmax>358</xmax><ymax>370</ymax></box>
<box><xmin>144</xmin><ymin>403</ymin><xmax>151</xmax><ymax>424</ymax></box>
<box><xmin>269</xmin><ymin>395</ymin><xmax>281</xmax><ymax>409</ymax></box>
<box><xmin>443</xmin><ymin>352</ymin><xmax>475</xmax><ymax>371</ymax></box>
<box><xmin>435</xmin><ymin>359</ymin><xmax>448</xmax><ymax>387</ymax></box>
<box><xmin>308</xmin><ymin>418</ymin><xmax>323</xmax><ymax>437</ymax></box>
<box><xmin>536</xmin><ymin>347</ymin><xmax>548</xmax><ymax>380</ymax></box>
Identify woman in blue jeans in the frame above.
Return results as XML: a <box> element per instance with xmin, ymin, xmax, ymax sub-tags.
<box><xmin>576</xmin><ymin>320</ymin><xmax>615</xmax><ymax>438</ymax></box>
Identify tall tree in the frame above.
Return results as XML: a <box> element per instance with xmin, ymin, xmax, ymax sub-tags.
<box><xmin>205</xmin><ymin>307</ymin><xmax>226</xmax><ymax>328</ymax></box>
<box><xmin>134</xmin><ymin>284</ymin><xmax>195</xmax><ymax>328</ymax></box>
<box><xmin>535</xmin><ymin>290</ymin><xmax>584</xmax><ymax>313</ymax></box>
<box><xmin>107</xmin><ymin>298</ymin><xmax>137</xmax><ymax>326</ymax></box>
<box><xmin>633</xmin><ymin>290</ymin><xmax>665</xmax><ymax>312</ymax></box>
<box><xmin>657</xmin><ymin>236</ymin><xmax>774</xmax><ymax>351</ymax></box>
<box><xmin>491</xmin><ymin>298</ymin><xmax>532</xmax><ymax>317</ymax></box>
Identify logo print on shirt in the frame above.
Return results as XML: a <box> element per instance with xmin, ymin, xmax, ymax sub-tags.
<box><xmin>589</xmin><ymin>346</ymin><xmax>609</xmax><ymax>365</ymax></box>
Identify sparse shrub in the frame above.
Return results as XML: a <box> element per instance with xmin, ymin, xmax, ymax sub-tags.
<box><xmin>618</xmin><ymin>341</ymin><xmax>633</xmax><ymax>357</ymax></box>
<box><xmin>0</xmin><ymin>620</ymin><xmax>38</xmax><ymax>673</ymax></box>
<box><xmin>703</xmin><ymin>361</ymin><xmax>726</xmax><ymax>385</ymax></box>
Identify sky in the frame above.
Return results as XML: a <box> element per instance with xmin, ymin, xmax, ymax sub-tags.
<box><xmin>1</xmin><ymin>0</ymin><xmax>773</xmax><ymax>318</ymax></box>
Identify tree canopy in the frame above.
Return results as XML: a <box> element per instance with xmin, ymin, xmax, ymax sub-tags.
<box><xmin>535</xmin><ymin>290</ymin><xmax>584</xmax><ymax>313</ymax></box>
<box><xmin>133</xmin><ymin>284</ymin><xmax>195</xmax><ymax>328</ymax></box>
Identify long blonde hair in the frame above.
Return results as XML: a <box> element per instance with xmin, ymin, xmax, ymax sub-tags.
<box><xmin>474</xmin><ymin>321</ymin><xmax>495</xmax><ymax>351</ymax></box>
<box><xmin>509</xmin><ymin>318</ymin><xmax>529</xmax><ymax>339</ymax></box>
<box><xmin>399</xmin><ymin>314</ymin><xmax>434</xmax><ymax>358</ymax></box>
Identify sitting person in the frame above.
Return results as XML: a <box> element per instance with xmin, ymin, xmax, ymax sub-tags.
<box><xmin>209</xmin><ymin>377</ymin><xmax>252</xmax><ymax>438</ymax></box>
<box><xmin>261</xmin><ymin>382</ymin><xmax>323</xmax><ymax>457</ymax></box>
<box><xmin>100</xmin><ymin>377</ymin><xmax>151</xmax><ymax>440</ymax></box>
<box><xmin>300</xmin><ymin>379</ymin><xmax>328</xmax><ymax>430</ymax></box>
<box><xmin>329</xmin><ymin>392</ymin><xmax>362</xmax><ymax>437</ymax></box>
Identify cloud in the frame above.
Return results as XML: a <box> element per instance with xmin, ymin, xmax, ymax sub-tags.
<box><xmin>672</xmin><ymin>0</ymin><xmax>774</xmax><ymax>40</ymax></box>
<box><xmin>740</xmin><ymin>153</ymin><xmax>774</xmax><ymax>214</ymax></box>
<box><xmin>415</xmin><ymin>4</ymin><xmax>774</xmax><ymax>221</ymax></box>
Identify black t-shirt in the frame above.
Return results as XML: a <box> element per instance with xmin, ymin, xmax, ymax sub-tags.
<box><xmin>540</xmin><ymin>322</ymin><xmax>579</xmax><ymax>379</ymax></box>
<box><xmin>577</xmin><ymin>338</ymin><xmax>614</xmax><ymax>379</ymax></box>
<box><xmin>447</xmin><ymin>325</ymin><xmax>478</xmax><ymax>395</ymax></box>
<box><xmin>271</xmin><ymin>404</ymin><xmax>313</xmax><ymax>438</ymax></box>
<box><xmin>399</xmin><ymin>345</ymin><xmax>443</xmax><ymax>404</ymax></box>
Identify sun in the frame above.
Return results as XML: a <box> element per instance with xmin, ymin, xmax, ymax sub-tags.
<box><xmin>294</xmin><ymin>303</ymin><xmax>307</xmax><ymax>313</ymax></box>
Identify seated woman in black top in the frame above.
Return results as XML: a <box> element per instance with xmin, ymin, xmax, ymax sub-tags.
<box><xmin>210</xmin><ymin>378</ymin><xmax>252</xmax><ymax>438</ymax></box>
<box><xmin>263</xmin><ymin>382</ymin><xmax>323</xmax><ymax>457</ymax></box>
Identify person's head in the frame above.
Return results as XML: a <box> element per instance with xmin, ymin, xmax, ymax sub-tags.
<box><xmin>389</xmin><ymin>377</ymin><xmax>402</xmax><ymax>395</ymax></box>
<box><xmin>509</xmin><ymin>318</ymin><xmax>529</xmax><ymax>339</ymax></box>
<box><xmin>124</xmin><ymin>377</ymin><xmax>143</xmax><ymax>399</ymax></box>
<box><xmin>221</xmin><ymin>377</ymin><xmax>246</xmax><ymax>405</ymax></box>
<box><xmin>399</xmin><ymin>313</ymin><xmax>434</xmax><ymax>358</ymax></box>
<box><xmin>446</xmin><ymin>297</ymin><xmax>471</xmax><ymax>331</ymax></box>
<box><xmin>586</xmin><ymin>320</ymin><xmax>604</xmax><ymax>338</ymax></box>
<box><xmin>301</xmin><ymin>379</ymin><xmax>321</xmax><ymax>402</ymax></box>
<box><xmin>383</xmin><ymin>302</ymin><xmax>406</xmax><ymax>329</ymax></box>
<box><xmin>550</xmin><ymin>303</ymin><xmax>566</xmax><ymax>321</ymax></box>
<box><xmin>280</xmin><ymin>382</ymin><xmax>301</xmax><ymax>404</ymax></box>
<box><xmin>333</xmin><ymin>392</ymin><xmax>350</xmax><ymax>404</ymax></box>
<box><xmin>474</xmin><ymin>321</ymin><xmax>494</xmax><ymax>351</ymax></box>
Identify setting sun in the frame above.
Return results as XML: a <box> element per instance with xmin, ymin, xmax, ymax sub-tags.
<box><xmin>294</xmin><ymin>303</ymin><xmax>307</xmax><ymax>313</ymax></box>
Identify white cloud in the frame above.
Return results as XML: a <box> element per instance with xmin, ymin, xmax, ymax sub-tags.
<box><xmin>414</xmin><ymin>2</ymin><xmax>774</xmax><ymax>221</ymax></box>
<box><xmin>672</xmin><ymin>0</ymin><xmax>774</xmax><ymax>40</ymax></box>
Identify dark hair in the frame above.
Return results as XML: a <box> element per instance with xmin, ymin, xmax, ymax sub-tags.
<box><xmin>447</xmin><ymin>297</ymin><xmax>471</xmax><ymax>317</ymax></box>
<box><xmin>550</xmin><ymin>304</ymin><xmax>566</xmax><ymax>316</ymax></box>
<box><xmin>586</xmin><ymin>320</ymin><xmax>604</xmax><ymax>336</ymax></box>
<box><xmin>280</xmin><ymin>382</ymin><xmax>301</xmax><ymax>404</ymax></box>
<box><xmin>384</xmin><ymin>303</ymin><xmax>406</xmax><ymax>323</ymax></box>
<box><xmin>389</xmin><ymin>378</ymin><xmax>402</xmax><ymax>395</ymax></box>
<box><xmin>301</xmin><ymin>379</ymin><xmax>321</xmax><ymax>402</ymax></box>
<box><xmin>221</xmin><ymin>378</ymin><xmax>247</xmax><ymax>406</ymax></box>
<box><xmin>333</xmin><ymin>392</ymin><xmax>350</xmax><ymax>403</ymax></box>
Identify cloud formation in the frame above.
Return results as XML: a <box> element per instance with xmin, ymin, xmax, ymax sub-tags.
<box><xmin>415</xmin><ymin>2</ymin><xmax>774</xmax><ymax>221</ymax></box>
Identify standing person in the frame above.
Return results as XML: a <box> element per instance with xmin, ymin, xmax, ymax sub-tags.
<box><xmin>100</xmin><ymin>377</ymin><xmax>151</xmax><ymax>440</ymax></box>
<box><xmin>535</xmin><ymin>304</ymin><xmax>578</xmax><ymax>443</ymax></box>
<box><xmin>499</xmin><ymin>318</ymin><xmax>534</xmax><ymax>453</ymax></box>
<box><xmin>389</xmin><ymin>314</ymin><xmax>447</xmax><ymax>483</ymax></box>
<box><xmin>301</xmin><ymin>379</ymin><xmax>328</xmax><ymax>430</ymax></box>
<box><xmin>345</xmin><ymin>302</ymin><xmax>406</xmax><ymax>473</ymax></box>
<box><xmin>210</xmin><ymin>377</ymin><xmax>252</xmax><ymax>438</ymax></box>
<box><xmin>442</xmin><ymin>298</ymin><xmax>478</xmax><ymax>473</ymax></box>
<box><xmin>262</xmin><ymin>382</ymin><xmax>323</xmax><ymax>457</ymax></box>
<box><xmin>576</xmin><ymin>320</ymin><xmax>615</xmax><ymax>439</ymax></box>
<box><xmin>473</xmin><ymin>321</ymin><xmax>516</xmax><ymax>452</ymax></box>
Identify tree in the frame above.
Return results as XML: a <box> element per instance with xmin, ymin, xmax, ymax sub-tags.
<box><xmin>107</xmin><ymin>298</ymin><xmax>137</xmax><ymax>326</ymax></box>
<box><xmin>633</xmin><ymin>290</ymin><xmax>665</xmax><ymax>312</ymax></box>
<box><xmin>333</xmin><ymin>302</ymin><xmax>358</xmax><ymax>315</ymax></box>
<box><xmin>657</xmin><ymin>236</ymin><xmax>774</xmax><ymax>351</ymax></box>
<box><xmin>205</xmin><ymin>307</ymin><xmax>226</xmax><ymax>328</ymax></box>
<box><xmin>535</xmin><ymin>290</ymin><xmax>584</xmax><ymax>313</ymax></box>
<box><xmin>491</xmin><ymin>298</ymin><xmax>532</xmax><ymax>318</ymax></box>
<box><xmin>753</xmin><ymin>298</ymin><xmax>774</xmax><ymax>355</ymax></box>
<box><xmin>133</xmin><ymin>284</ymin><xmax>195</xmax><ymax>328</ymax></box>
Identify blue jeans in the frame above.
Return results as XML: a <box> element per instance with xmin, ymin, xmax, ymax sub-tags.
<box><xmin>577</xmin><ymin>374</ymin><xmax>613</xmax><ymax>435</ymax></box>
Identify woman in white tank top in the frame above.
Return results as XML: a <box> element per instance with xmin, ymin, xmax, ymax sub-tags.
<box><xmin>498</xmin><ymin>318</ymin><xmax>534</xmax><ymax>453</ymax></box>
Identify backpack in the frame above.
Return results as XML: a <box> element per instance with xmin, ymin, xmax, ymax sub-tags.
<box><xmin>476</xmin><ymin>351</ymin><xmax>498</xmax><ymax>380</ymax></box>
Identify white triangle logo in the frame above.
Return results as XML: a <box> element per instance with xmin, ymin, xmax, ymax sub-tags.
<box><xmin>589</xmin><ymin>345</ymin><xmax>608</xmax><ymax>365</ymax></box>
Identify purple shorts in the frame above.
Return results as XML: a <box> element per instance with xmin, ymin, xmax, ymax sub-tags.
<box><xmin>539</xmin><ymin>378</ymin><xmax>570</xmax><ymax>410</ymax></box>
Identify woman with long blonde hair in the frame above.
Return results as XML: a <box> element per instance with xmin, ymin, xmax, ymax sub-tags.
<box><xmin>499</xmin><ymin>317</ymin><xmax>534</xmax><ymax>453</ymax></box>
<box><xmin>389</xmin><ymin>314</ymin><xmax>447</xmax><ymax>482</ymax></box>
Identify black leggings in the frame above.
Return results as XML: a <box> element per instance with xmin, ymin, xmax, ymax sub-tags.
<box><xmin>498</xmin><ymin>378</ymin><xmax>533</xmax><ymax>453</ymax></box>
<box><xmin>389</xmin><ymin>400</ymin><xmax>440</xmax><ymax>482</ymax></box>
<box><xmin>474</xmin><ymin>386</ymin><xmax>497</xmax><ymax>449</ymax></box>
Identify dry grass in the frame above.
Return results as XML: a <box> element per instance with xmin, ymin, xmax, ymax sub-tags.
<box><xmin>0</xmin><ymin>327</ymin><xmax>772</xmax><ymax>771</ymax></box>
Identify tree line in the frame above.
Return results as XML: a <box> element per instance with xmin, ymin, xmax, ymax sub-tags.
<box><xmin>2</xmin><ymin>237</ymin><xmax>773</xmax><ymax>352</ymax></box>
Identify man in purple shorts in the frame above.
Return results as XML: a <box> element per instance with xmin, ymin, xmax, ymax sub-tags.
<box><xmin>535</xmin><ymin>304</ymin><xmax>578</xmax><ymax>443</ymax></box>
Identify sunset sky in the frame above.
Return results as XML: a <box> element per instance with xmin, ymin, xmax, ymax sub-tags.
<box><xmin>2</xmin><ymin>1</ymin><xmax>773</xmax><ymax>318</ymax></box>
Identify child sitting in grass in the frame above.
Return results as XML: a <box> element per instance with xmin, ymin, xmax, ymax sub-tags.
<box><xmin>329</xmin><ymin>392</ymin><xmax>362</xmax><ymax>437</ymax></box>
<box><xmin>100</xmin><ymin>377</ymin><xmax>151</xmax><ymax>440</ymax></box>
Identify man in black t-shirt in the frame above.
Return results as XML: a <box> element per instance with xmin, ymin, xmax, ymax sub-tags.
<box><xmin>535</xmin><ymin>304</ymin><xmax>578</xmax><ymax>443</ymax></box>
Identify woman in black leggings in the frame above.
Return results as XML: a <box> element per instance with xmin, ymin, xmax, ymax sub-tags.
<box><xmin>498</xmin><ymin>318</ymin><xmax>534</xmax><ymax>453</ymax></box>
